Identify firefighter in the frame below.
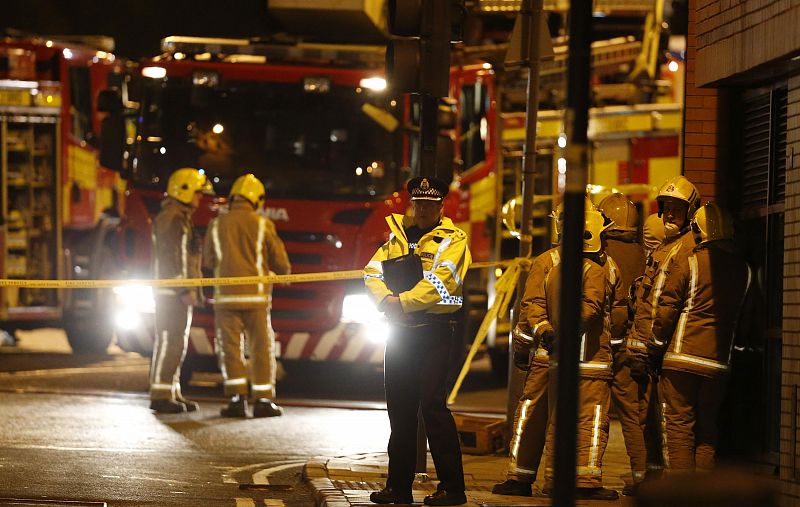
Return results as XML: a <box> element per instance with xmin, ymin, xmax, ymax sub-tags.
<box><xmin>597</xmin><ymin>193</ymin><xmax>648</xmax><ymax>493</ymax></box>
<box><xmin>204</xmin><ymin>174</ymin><xmax>291</xmax><ymax>418</ymax></box>
<box><xmin>649</xmin><ymin>203</ymin><xmax>752</xmax><ymax>472</ymax></box>
<box><xmin>492</xmin><ymin>196</ymin><xmax>594</xmax><ymax>498</ymax></box>
<box><xmin>625</xmin><ymin>175</ymin><xmax>702</xmax><ymax>480</ymax></box>
<box><xmin>364</xmin><ymin>177</ymin><xmax>470</xmax><ymax>506</ymax></box>
<box><xmin>540</xmin><ymin>208</ymin><xmax>622</xmax><ymax>501</ymax></box>
<box><xmin>149</xmin><ymin>167</ymin><xmax>213</xmax><ymax>414</ymax></box>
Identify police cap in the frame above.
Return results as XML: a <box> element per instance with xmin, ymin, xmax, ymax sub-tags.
<box><xmin>407</xmin><ymin>177</ymin><xmax>449</xmax><ymax>201</ymax></box>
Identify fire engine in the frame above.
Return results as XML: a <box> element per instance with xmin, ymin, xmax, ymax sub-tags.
<box><xmin>104</xmin><ymin>0</ymin><xmax>684</xmax><ymax>378</ymax></box>
<box><xmin>0</xmin><ymin>33</ymin><xmax>129</xmax><ymax>352</ymax></box>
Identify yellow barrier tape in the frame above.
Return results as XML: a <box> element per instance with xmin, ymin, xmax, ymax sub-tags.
<box><xmin>0</xmin><ymin>260</ymin><xmax>512</xmax><ymax>289</ymax></box>
<box><xmin>447</xmin><ymin>257</ymin><xmax>530</xmax><ymax>405</ymax></box>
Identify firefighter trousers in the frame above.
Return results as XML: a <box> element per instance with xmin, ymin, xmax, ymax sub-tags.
<box><xmin>611</xmin><ymin>350</ymin><xmax>647</xmax><ymax>484</ymax></box>
<box><xmin>215</xmin><ymin>306</ymin><xmax>277</xmax><ymax>399</ymax></box>
<box><xmin>544</xmin><ymin>375</ymin><xmax>612</xmax><ymax>488</ymax></box>
<box><xmin>150</xmin><ymin>295</ymin><xmax>192</xmax><ymax>401</ymax></box>
<box><xmin>384</xmin><ymin>320</ymin><xmax>465</xmax><ymax>494</ymax></box>
<box><xmin>659</xmin><ymin>369</ymin><xmax>728</xmax><ymax>473</ymax></box>
<box><xmin>506</xmin><ymin>358</ymin><xmax>549</xmax><ymax>483</ymax></box>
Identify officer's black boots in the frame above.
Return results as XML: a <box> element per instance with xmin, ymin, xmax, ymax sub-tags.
<box><xmin>369</xmin><ymin>487</ymin><xmax>413</xmax><ymax>504</ymax></box>
<box><xmin>423</xmin><ymin>489</ymin><xmax>467</xmax><ymax>505</ymax></box>
<box><xmin>253</xmin><ymin>399</ymin><xmax>283</xmax><ymax>418</ymax></box>
<box><xmin>150</xmin><ymin>399</ymin><xmax>187</xmax><ymax>414</ymax></box>
<box><xmin>220</xmin><ymin>395</ymin><xmax>248</xmax><ymax>418</ymax></box>
<box><xmin>491</xmin><ymin>479</ymin><xmax>532</xmax><ymax>496</ymax></box>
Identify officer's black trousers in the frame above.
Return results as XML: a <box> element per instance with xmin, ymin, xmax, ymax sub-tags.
<box><xmin>384</xmin><ymin>319</ymin><xmax>466</xmax><ymax>494</ymax></box>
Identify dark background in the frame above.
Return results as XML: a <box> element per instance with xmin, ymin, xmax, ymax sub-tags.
<box><xmin>2</xmin><ymin>0</ymin><xmax>278</xmax><ymax>59</ymax></box>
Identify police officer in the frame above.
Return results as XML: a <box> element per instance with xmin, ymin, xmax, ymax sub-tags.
<box><xmin>204</xmin><ymin>174</ymin><xmax>291</xmax><ymax>418</ymax></box>
<box><xmin>650</xmin><ymin>203</ymin><xmax>752</xmax><ymax>472</ymax></box>
<box><xmin>492</xmin><ymin>196</ymin><xmax>594</xmax><ymax>498</ymax></box>
<box><xmin>625</xmin><ymin>175</ymin><xmax>701</xmax><ymax>480</ymax></box>
<box><xmin>150</xmin><ymin>167</ymin><xmax>212</xmax><ymax>413</ymax></box>
<box><xmin>597</xmin><ymin>193</ymin><xmax>648</xmax><ymax>493</ymax></box>
<box><xmin>540</xmin><ymin>208</ymin><xmax>622</xmax><ymax>501</ymax></box>
<box><xmin>364</xmin><ymin>177</ymin><xmax>470</xmax><ymax>506</ymax></box>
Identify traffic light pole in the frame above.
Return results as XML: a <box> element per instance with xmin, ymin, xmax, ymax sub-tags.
<box><xmin>553</xmin><ymin>2</ymin><xmax>593</xmax><ymax>506</ymax></box>
<box><xmin>505</xmin><ymin>0</ymin><xmax>545</xmax><ymax>437</ymax></box>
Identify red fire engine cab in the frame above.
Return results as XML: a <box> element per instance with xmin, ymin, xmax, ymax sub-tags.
<box><xmin>0</xmin><ymin>34</ymin><xmax>129</xmax><ymax>352</ymax></box>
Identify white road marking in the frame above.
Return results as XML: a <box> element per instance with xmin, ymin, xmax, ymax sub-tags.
<box><xmin>251</xmin><ymin>461</ymin><xmax>303</xmax><ymax>485</ymax></box>
<box><xmin>235</xmin><ymin>499</ymin><xmax>255</xmax><ymax>507</ymax></box>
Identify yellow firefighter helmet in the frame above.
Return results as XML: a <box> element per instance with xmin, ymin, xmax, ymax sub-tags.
<box><xmin>584</xmin><ymin>209</ymin><xmax>614</xmax><ymax>253</ymax></box>
<box><xmin>691</xmin><ymin>202</ymin><xmax>734</xmax><ymax>244</ymax></box>
<box><xmin>642</xmin><ymin>213</ymin><xmax>665</xmax><ymax>251</ymax></box>
<box><xmin>550</xmin><ymin>195</ymin><xmax>596</xmax><ymax>245</ymax></box>
<box><xmin>656</xmin><ymin>175</ymin><xmax>701</xmax><ymax>219</ymax></box>
<box><xmin>167</xmin><ymin>167</ymin><xmax>213</xmax><ymax>205</ymax></box>
<box><xmin>597</xmin><ymin>193</ymin><xmax>639</xmax><ymax>232</ymax></box>
<box><xmin>230</xmin><ymin>174</ymin><xmax>266</xmax><ymax>207</ymax></box>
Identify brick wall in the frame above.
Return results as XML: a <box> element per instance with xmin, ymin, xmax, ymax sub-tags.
<box><xmin>695</xmin><ymin>0</ymin><xmax>800</xmax><ymax>86</ymax></box>
<box><xmin>781</xmin><ymin>75</ymin><xmax>800</xmax><ymax>505</ymax></box>
<box><xmin>684</xmin><ymin>0</ymin><xmax>722</xmax><ymax>202</ymax></box>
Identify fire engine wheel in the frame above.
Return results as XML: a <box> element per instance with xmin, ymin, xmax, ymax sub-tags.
<box><xmin>64</xmin><ymin>311</ymin><xmax>114</xmax><ymax>354</ymax></box>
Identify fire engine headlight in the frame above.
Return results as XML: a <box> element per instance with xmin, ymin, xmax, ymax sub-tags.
<box><xmin>142</xmin><ymin>66</ymin><xmax>167</xmax><ymax>79</ymax></box>
<box><xmin>359</xmin><ymin>77</ymin><xmax>387</xmax><ymax>92</ymax></box>
<box><xmin>112</xmin><ymin>285</ymin><xmax>156</xmax><ymax>316</ymax></box>
<box><xmin>341</xmin><ymin>294</ymin><xmax>389</xmax><ymax>343</ymax></box>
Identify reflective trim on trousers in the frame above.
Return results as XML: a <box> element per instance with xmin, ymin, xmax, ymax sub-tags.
<box><xmin>225</xmin><ymin>378</ymin><xmax>248</xmax><ymax>386</ymax></box>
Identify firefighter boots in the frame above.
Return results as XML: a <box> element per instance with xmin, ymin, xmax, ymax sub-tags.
<box><xmin>574</xmin><ymin>487</ymin><xmax>619</xmax><ymax>501</ymax></box>
<box><xmin>150</xmin><ymin>399</ymin><xmax>187</xmax><ymax>414</ymax></box>
<box><xmin>220</xmin><ymin>395</ymin><xmax>248</xmax><ymax>418</ymax></box>
<box><xmin>253</xmin><ymin>399</ymin><xmax>283</xmax><ymax>418</ymax></box>
<box><xmin>491</xmin><ymin>479</ymin><xmax>532</xmax><ymax>496</ymax></box>
<box><xmin>369</xmin><ymin>487</ymin><xmax>413</xmax><ymax>504</ymax></box>
<box><xmin>423</xmin><ymin>489</ymin><xmax>467</xmax><ymax>506</ymax></box>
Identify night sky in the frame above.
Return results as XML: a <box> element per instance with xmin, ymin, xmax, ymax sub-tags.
<box><xmin>2</xmin><ymin>0</ymin><xmax>278</xmax><ymax>60</ymax></box>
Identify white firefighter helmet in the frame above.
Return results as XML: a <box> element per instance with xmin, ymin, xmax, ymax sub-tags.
<box><xmin>656</xmin><ymin>175</ymin><xmax>701</xmax><ymax>220</ymax></box>
<box><xmin>167</xmin><ymin>167</ymin><xmax>213</xmax><ymax>205</ymax></box>
<box><xmin>691</xmin><ymin>202</ymin><xmax>734</xmax><ymax>244</ymax></box>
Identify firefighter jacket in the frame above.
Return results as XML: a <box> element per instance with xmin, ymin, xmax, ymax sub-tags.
<box><xmin>627</xmin><ymin>229</ymin><xmax>695</xmax><ymax>357</ymax></box>
<box><xmin>651</xmin><ymin>240</ymin><xmax>752</xmax><ymax>377</ymax></box>
<box><xmin>605</xmin><ymin>238</ymin><xmax>645</xmax><ymax>345</ymax></box>
<box><xmin>514</xmin><ymin>247</ymin><xmax>560</xmax><ymax>366</ymax></box>
<box><xmin>152</xmin><ymin>197</ymin><xmax>201</xmax><ymax>299</ymax></box>
<box><xmin>363</xmin><ymin>214</ymin><xmax>471</xmax><ymax>316</ymax></box>
<box><xmin>204</xmin><ymin>201</ymin><xmax>291</xmax><ymax>309</ymax></box>
<box><xmin>543</xmin><ymin>256</ymin><xmax>622</xmax><ymax>379</ymax></box>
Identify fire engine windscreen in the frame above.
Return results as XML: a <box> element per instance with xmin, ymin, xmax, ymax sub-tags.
<box><xmin>133</xmin><ymin>78</ymin><xmax>403</xmax><ymax>199</ymax></box>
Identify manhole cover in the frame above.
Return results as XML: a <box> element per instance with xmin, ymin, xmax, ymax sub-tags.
<box><xmin>0</xmin><ymin>500</ymin><xmax>106</xmax><ymax>507</ymax></box>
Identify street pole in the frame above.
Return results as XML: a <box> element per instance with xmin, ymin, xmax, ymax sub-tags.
<box><xmin>505</xmin><ymin>0</ymin><xmax>545</xmax><ymax>434</ymax></box>
<box><xmin>553</xmin><ymin>2</ymin><xmax>593</xmax><ymax>507</ymax></box>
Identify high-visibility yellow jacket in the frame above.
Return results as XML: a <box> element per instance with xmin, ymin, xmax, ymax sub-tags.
<box><xmin>363</xmin><ymin>214</ymin><xmax>471</xmax><ymax>315</ymax></box>
<box><xmin>203</xmin><ymin>201</ymin><xmax>291</xmax><ymax>309</ymax></box>
<box><xmin>152</xmin><ymin>197</ymin><xmax>201</xmax><ymax>300</ymax></box>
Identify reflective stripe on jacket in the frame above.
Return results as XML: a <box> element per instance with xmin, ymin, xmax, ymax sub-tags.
<box><xmin>152</xmin><ymin>198</ymin><xmax>200</xmax><ymax>296</ymax></box>
<box><xmin>545</xmin><ymin>257</ymin><xmax>616</xmax><ymax>379</ymax></box>
<box><xmin>203</xmin><ymin>201</ymin><xmax>291</xmax><ymax>309</ymax></box>
<box><xmin>652</xmin><ymin>241</ymin><xmax>752</xmax><ymax>377</ymax></box>
<box><xmin>627</xmin><ymin>230</ymin><xmax>695</xmax><ymax>356</ymax></box>
<box><xmin>363</xmin><ymin>214</ymin><xmax>471</xmax><ymax>315</ymax></box>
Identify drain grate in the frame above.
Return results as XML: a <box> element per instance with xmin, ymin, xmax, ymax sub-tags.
<box><xmin>0</xmin><ymin>500</ymin><xmax>107</xmax><ymax>507</ymax></box>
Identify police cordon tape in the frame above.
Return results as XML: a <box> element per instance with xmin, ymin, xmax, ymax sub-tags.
<box><xmin>0</xmin><ymin>260</ymin><xmax>510</xmax><ymax>289</ymax></box>
<box><xmin>0</xmin><ymin>257</ymin><xmax>526</xmax><ymax>404</ymax></box>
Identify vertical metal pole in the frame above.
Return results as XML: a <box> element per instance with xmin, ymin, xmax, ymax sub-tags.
<box><xmin>506</xmin><ymin>0</ymin><xmax>546</xmax><ymax>431</ymax></box>
<box><xmin>553</xmin><ymin>2</ymin><xmax>592</xmax><ymax>507</ymax></box>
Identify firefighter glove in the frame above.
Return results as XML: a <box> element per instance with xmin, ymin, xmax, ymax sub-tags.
<box><xmin>540</xmin><ymin>329</ymin><xmax>556</xmax><ymax>354</ymax></box>
<box><xmin>625</xmin><ymin>354</ymin><xmax>649</xmax><ymax>382</ymax></box>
